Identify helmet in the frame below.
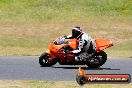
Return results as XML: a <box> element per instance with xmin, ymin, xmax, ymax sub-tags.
<box><xmin>72</xmin><ymin>26</ymin><xmax>82</xmax><ymax>38</ymax></box>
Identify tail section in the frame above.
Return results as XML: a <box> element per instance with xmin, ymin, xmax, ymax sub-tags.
<box><xmin>94</xmin><ymin>38</ymin><xmax>113</xmax><ymax>52</ymax></box>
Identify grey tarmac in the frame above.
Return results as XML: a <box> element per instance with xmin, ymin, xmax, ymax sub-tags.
<box><xmin>0</xmin><ymin>56</ymin><xmax>131</xmax><ymax>81</ymax></box>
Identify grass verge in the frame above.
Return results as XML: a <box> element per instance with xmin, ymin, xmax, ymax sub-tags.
<box><xmin>0</xmin><ymin>80</ymin><xmax>131</xmax><ymax>88</ymax></box>
<box><xmin>0</xmin><ymin>0</ymin><xmax>131</xmax><ymax>57</ymax></box>
<box><xmin>0</xmin><ymin>20</ymin><xmax>131</xmax><ymax>57</ymax></box>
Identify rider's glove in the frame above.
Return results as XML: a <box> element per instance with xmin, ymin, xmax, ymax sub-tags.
<box><xmin>65</xmin><ymin>51</ymin><xmax>73</xmax><ymax>54</ymax></box>
<box><xmin>63</xmin><ymin>35</ymin><xmax>67</xmax><ymax>38</ymax></box>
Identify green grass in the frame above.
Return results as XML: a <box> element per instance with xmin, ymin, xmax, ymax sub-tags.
<box><xmin>0</xmin><ymin>0</ymin><xmax>131</xmax><ymax>57</ymax></box>
<box><xmin>0</xmin><ymin>0</ymin><xmax>131</xmax><ymax>22</ymax></box>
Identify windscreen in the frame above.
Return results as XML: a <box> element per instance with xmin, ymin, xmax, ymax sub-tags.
<box><xmin>54</xmin><ymin>36</ymin><xmax>65</xmax><ymax>45</ymax></box>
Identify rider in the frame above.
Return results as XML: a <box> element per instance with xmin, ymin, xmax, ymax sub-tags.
<box><xmin>65</xmin><ymin>26</ymin><xmax>96</xmax><ymax>61</ymax></box>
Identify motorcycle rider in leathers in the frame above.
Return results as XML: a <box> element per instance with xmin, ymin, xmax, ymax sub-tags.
<box><xmin>65</xmin><ymin>26</ymin><xmax>95</xmax><ymax>61</ymax></box>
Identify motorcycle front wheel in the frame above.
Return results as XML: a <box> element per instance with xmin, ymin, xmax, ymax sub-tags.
<box><xmin>86</xmin><ymin>51</ymin><xmax>107</xmax><ymax>68</ymax></box>
<box><xmin>39</xmin><ymin>52</ymin><xmax>57</xmax><ymax>67</ymax></box>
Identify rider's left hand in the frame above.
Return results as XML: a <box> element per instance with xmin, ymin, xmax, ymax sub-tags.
<box><xmin>65</xmin><ymin>51</ymin><xmax>73</xmax><ymax>54</ymax></box>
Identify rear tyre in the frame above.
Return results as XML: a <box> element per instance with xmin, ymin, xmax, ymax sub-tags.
<box><xmin>96</xmin><ymin>51</ymin><xmax>107</xmax><ymax>66</ymax></box>
<box><xmin>86</xmin><ymin>51</ymin><xmax>107</xmax><ymax>68</ymax></box>
<box><xmin>39</xmin><ymin>52</ymin><xmax>57</xmax><ymax>67</ymax></box>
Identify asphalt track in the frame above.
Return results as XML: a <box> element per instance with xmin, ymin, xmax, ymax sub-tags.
<box><xmin>0</xmin><ymin>56</ymin><xmax>131</xmax><ymax>81</ymax></box>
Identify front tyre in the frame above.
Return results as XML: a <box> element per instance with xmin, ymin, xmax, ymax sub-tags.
<box><xmin>86</xmin><ymin>51</ymin><xmax>107</xmax><ymax>68</ymax></box>
<box><xmin>39</xmin><ymin>52</ymin><xmax>57</xmax><ymax>67</ymax></box>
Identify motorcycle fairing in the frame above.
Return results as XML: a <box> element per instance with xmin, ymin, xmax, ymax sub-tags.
<box><xmin>47</xmin><ymin>38</ymin><xmax>78</xmax><ymax>62</ymax></box>
<box><xmin>94</xmin><ymin>38</ymin><xmax>113</xmax><ymax>52</ymax></box>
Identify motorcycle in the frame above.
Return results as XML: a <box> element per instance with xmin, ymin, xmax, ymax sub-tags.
<box><xmin>39</xmin><ymin>36</ymin><xmax>113</xmax><ymax>68</ymax></box>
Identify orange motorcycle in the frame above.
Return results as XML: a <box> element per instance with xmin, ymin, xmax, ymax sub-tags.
<box><xmin>39</xmin><ymin>36</ymin><xmax>113</xmax><ymax>68</ymax></box>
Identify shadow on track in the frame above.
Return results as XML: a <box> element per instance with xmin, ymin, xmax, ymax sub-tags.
<box><xmin>52</xmin><ymin>66</ymin><xmax>120</xmax><ymax>70</ymax></box>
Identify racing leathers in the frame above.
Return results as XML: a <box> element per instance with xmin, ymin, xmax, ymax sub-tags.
<box><xmin>66</xmin><ymin>32</ymin><xmax>95</xmax><ymax>61</ymax></box>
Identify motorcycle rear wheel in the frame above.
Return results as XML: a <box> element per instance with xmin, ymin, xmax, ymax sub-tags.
<box><xmin>39</xmin><ymin>52</ymin><xmax>57</xmax><ymax>67</ymax></box>
<box><xmin>86</xmin><ymin>51</ymin><xmax>107</xmax><ymax>68</ymax></box>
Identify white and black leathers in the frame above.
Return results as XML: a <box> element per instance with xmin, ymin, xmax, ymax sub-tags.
<box><xmin>66</xmin><ymin>32</ymin><xmax>95</xmax><ymax>54</ymax></box>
